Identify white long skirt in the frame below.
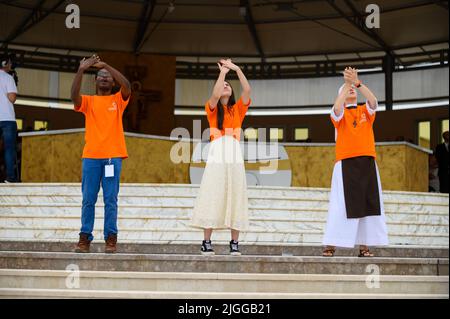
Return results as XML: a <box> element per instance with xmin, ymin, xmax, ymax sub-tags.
<box><xmin>322</xmin><ymin>160</ymin><xmax>389</xmax><ymax>248</ymax></box>
<box><xmin>190</xmin><ymin>135</ymin><xmax>249</xmax><ymax>231</ymax></box>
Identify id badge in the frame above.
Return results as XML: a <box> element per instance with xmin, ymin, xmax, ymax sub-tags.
<box><xmin>105</xmin><ymin>163</ymin><xmax>114</xmax><ymax>178</ymax></box>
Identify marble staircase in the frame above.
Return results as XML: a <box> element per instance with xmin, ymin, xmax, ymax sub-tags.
<box><xmin>0</xmin><ymin>183</ymin><xmax>448</xmax><ymax>298</ymax></box>
<box><xmin>0</xmin><ymin>183</ymin><xmax>448</xmax><ymax>246</ymax></box>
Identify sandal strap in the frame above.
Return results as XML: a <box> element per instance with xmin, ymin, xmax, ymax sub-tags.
<box><xmin>323</xmin><ymin>248</ymin><xmax>335</xmax><ymax>256</ymax></box>
<box><xmin>359</xmin><ymin>249</ymin><xmax>374</xmax><ymax>256</ymax></box>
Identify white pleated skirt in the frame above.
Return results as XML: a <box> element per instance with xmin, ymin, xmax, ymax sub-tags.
<box><xmin>322</xmin><ymin>160</ymin><xmax>389</xmax><ymax>248</ymax></box>
<box><xmin>190</xmin><ymin>135</ymin><xmax>249</xmax><ymax>231</ymax></box>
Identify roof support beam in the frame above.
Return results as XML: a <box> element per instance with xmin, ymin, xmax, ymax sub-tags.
<box><xmin>326</xmin><ymin>0</ymin><xmax>393</xmax><ymax>55</ymax></box>
<box><xmin>2</xmin><ymin>0</ymin><xmax>65</xmax><ymax>49</ymax></box>
<box><xmin>383</xmin><ymin>53</ymin><xmax>394</xmax><ymax>111</ymax></box>
<box><xmin>431</xmin><ymin>0</ymin><xmax>448</xmax><ymax>10</ymax></box>
<box><xmin>240</xmin><ymin>0</ymin><xmax>266</xmax><ymax>62</ymax></box>
<box><xmin>133</xmin><ymin>0</ymin><xmax>157</xmax><ymax>54</ymax></box>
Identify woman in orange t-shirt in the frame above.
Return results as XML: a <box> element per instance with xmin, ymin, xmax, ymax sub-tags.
<box><xmin>322</xmin><ymin>67</ymin><xmax>388</xmax><ymax>257</ymax></box>
<box><xmin>190</xmin><ymin>59</ymin><xmax>251</xmax><ymax>256</ymax></box>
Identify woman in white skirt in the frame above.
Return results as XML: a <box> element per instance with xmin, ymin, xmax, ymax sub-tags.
<box><xmin>190</xmin><ymin>59</ymin><xmax>251</xmax><ymax>256</ymax></box>
<box><xmin>322</xmin><ymin>67</ymin><xmax>389</xmax><ymax>257</ymax></box>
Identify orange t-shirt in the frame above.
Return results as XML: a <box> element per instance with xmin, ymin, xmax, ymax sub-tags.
<box><xmin>206</xmin><ymin>97</ymin><xmax>251</xmax><ymax>141</ymax></box>
<box><xmin>331</xmin><ymin>103</ymin><xmax>377</xmax><ymax>162</ymax></box>
<box><xmin>75</xmin><ymin>91</ymin><xmax>129</xmax><ymax>159</ymax></box>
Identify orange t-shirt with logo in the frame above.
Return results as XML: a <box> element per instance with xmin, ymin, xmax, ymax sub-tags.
<box><xmin>205</xmin><ymin>97</ymin><xmax>251</xmax><ymax>141</ymax></box>
<box><xmin>331</xmin><ymin>103</ymin><xmax>377</xmax><ymax>162</ymax></box>
<box><xmin>75</xmin><ymin>91</ymin><xmax>129</xmax><ymax>159</ymax></box>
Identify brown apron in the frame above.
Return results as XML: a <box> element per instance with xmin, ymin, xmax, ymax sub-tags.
<box><xmin>341</xmin><ymin>156</ymin><xmax>381</xmax><ymax>219</ymax></box>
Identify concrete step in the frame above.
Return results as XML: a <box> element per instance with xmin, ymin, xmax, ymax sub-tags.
<box><xmin>0</xmin><ymin>251</ymin><xmax>447</xmax><ymax>276</ymax></box>
<box><xmin>1</xmin><ymin>184</ymin><xmax>447</xmax><ymax>219</ymax></box>
<box><xmin>1</xmin><ymin>270</ymin><xmax>448</xmax><ymax>296</ymax></box>
<box><xmin>0</xmin><ymin>241</ymin><xmax>447</xmax><ymax>258</ymax></box>
<box><xmin>0</xmin><ymin>227</ymin><xmax>446</xmax><ymax>247</ymax></box>
<box><xmin>1</xmin><ymin>195</ymin><xmax>447</xmax><ymax>213</ymax></box>
<box><xmin>1</xmin><ymin>183</ymin><xmax>448</xmax><ymax>205</ymax></box>
<box><xmin>1</xmin><ymin>208</ymin><xmax>446</xmax><ymax>224</ymax></box>
<box><xmin>1</xmin><ymin>288</ymin><xmax>447</xmax><ymax>299</ymax></box>
<box><xmin>1</xmin><ymin>204</ymin><xmax>447</xmax><ymax>220</ymax></box>
<box><xmin>1</xmin><ymin>201</ymin><xmax>447</xmax><ymax>217</ymax></box>
<box><xmin>0</xmin><ymin>214</ymin><xmax>446</xmax><ymax>236</ymax></box>
<box><xmin>1</xmin><ymin>183</ymin><xmax>448</xmax><ymax>246</ymax></box>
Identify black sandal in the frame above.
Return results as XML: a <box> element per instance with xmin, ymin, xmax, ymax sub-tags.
<box><xmin>358</xmin><ymin>249</ymin><xmax>374</xmax><ymax>257</ymax></box>
<box><xmin>322</xmin><ymin>247</ymin><xmax>335</xmax><ymax>257</ymax></box>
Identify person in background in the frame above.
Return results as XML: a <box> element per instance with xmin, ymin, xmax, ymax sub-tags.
<box><xmin>435</xmin><ymin>131</ymin><xmax>449</xmax><ymax>193</ymax></box>
<box><xmin>0</xmin><ymin>53</ymin><xmax>18</xmax><ymax>183</ymax></box>
<box><xmin>429</xmin><ymin>154</ymin><xmax>440</xmax><ymax>193</ymax></box>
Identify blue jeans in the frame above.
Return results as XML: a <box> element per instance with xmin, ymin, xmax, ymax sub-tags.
<box><xmin>80</xmin><ymin>158</ymin><xmax>122</xmax><ymax>241</ymax></box>
<box><xmin>0</xmin><ymin>121</ymin><xmax>17</xmax><ymax>181</ymax></box>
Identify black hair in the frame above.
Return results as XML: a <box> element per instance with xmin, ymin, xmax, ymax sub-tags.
<box><xmin>217</xmin><ymin>81</ymin><xmax>236</xmax><ymax>130</ymax></box>
<box><xmin>1</xmin><ymin>53</ymin><xmax>10</xmax><ymax>68</ymax></box>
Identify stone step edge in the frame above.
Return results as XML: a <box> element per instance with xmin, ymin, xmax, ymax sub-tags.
<box><xmin>1</xmin><ymin>216</ymin><xmax>447</xmax><ymax>228</ymax></box>
<box><xmin>1</xmin><ymin>269</ymin><xmax>448</xmax><ymax>282</ymax></box>
<box><xmin>1</xmin><ymin>239</ymin><xmax>447</xmax><ymax>249</ymax></box>
<box><xmin>1</xmin><ymin>183</ymin><xmax>448</xmax><ymax>197</ymax></box>
<box><xmin>0</xmin><ymin>288</ymin><xmax>447</xmax><ymax>299</ymax></box>
<box><xmin>1</xmin><ymin>227</ymin><xmax>448</xmax><ymax>238</ymax></box>
<box><xmin>2</xmin><ymin>203</ymin><xmax>447</xmax><ymax>210</ymax></box>
<box><xmin>0</xmin><ymin>192</ymin><xmax>448</xmax><ymax>200</ymax></box>
<box><xmin>1</xmin><ymin>251</ymin><xmax>448</xmax><ymax>264</ymax></box>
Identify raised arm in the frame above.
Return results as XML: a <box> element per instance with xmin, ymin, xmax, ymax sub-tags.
<box><xmin>348</xmin><ymin>68</ymin><xmax>377</xmax><ymax>109</ymax></box>
<box><xmin>333</xmin><ymin>68</ymin><xmax>353</xmax><ymax>116</ymax></box>
<box><xmin>220</xmin><ymin>59</ymin><xmax>251</xmax><ymax>104</ymax></box>
<box><xmin>95</xmin><ymin>61</ymin><xmax>131</xmax><ymax>100</ymax></box>
<box><xmin>71</xmin><ymin>56</ymin><xmax>99</xmax><ymax>108</ymax></box>
<box><xmin>208</xmin><ymin>62</ymin><xmax>229</xmax><ymax>110</ymax></box>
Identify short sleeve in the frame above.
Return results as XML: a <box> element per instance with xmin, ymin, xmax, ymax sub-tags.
<box><xmin>205</xmin><ymin>101</ymin><xmax>217</xmax><ymax>120</ymax></box>
<box><xmin>116</xmin><ymin>91</ymin><xmax>130</xmax><ymax>111</ymax></box>
<box><xmin>237</xmin><ymin>97</ymin><xmax>251</xmax><ymax>120</ymax></box>
<box><xmin>6</xmin><ymin>75</ymin><xmax>17</xmax><ymax>94</ymax></box>
<box><xmin>75</xmin><ymin>95</ymin><xmax>89</xmax><ymax>114</ymax></box>
<box><xmin>330</xmin><ymin>105</ymin><xmax>344</xmax><ymax>128</ymax></box>
<box><xmin>365</xmin><ymin>100</ymin><xmax>377</xmax><ymax>123</ymax></box>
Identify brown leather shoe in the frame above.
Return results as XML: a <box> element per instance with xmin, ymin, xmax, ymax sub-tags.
<box><xmin>75</xmin><ymin>233</ymin><xmax>91</xmax><ymax>253</ymax></box>
<box><xmin>105</xmin><ymin>234</ymin><xmax>117</xmax><ymax>254</ymax></box>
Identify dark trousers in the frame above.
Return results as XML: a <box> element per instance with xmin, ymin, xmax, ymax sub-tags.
<box><xmin>0</xmin><ymin>121</ymin><xmax>17</xmax><ymax>181</ymax></box>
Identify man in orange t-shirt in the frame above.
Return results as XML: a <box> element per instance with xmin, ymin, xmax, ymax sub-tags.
<box><xmin>71</xmin><ymin>55</ymin><xmax>131</xmax><ymax>254</ymax></box>
<box><xmin>322</xmin><ymin>67</ymin><xmax>388</xmax><ymax>257</ymax></box>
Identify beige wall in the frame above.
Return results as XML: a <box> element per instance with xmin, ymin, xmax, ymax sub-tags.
<box><xmin>16</xmin><ymin>68</ymin><xmax>96</xmax><ymax>98</ymax></box>
<box><xmin>21</xmin><ymin>132</ymin><xmax>429</xmax><ymax>192</ymax></box>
